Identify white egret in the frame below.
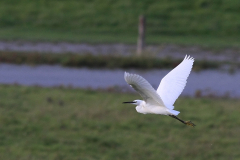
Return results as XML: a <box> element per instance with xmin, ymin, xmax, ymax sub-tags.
<box><xmin>123</xmin><ymin>55</ymin><xmax>195</xmax><ymax>127</ymax></box>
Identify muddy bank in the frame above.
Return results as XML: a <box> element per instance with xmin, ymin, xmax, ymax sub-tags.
<box><xmin>0</xmin><ymin>41</ymin><xmax>239</xmax><ymax>61</ymax></box>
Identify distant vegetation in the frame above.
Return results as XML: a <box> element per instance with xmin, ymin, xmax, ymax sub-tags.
<box><xmin>0</xmin><ymin>85</ymin><xmax>239</xmax><ymax>159</ymax></box>
<box><xmin>0</xmin><ymin>51</ymin><xmax>221</xmax><ymax>70</ymax></box>
<box><xmin>0</xmin><ymin>0</ymin><xmax>240</xmax><ymax>46</ymax></box>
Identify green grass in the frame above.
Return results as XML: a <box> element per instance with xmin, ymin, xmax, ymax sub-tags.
<box><xmin>0</xmin><ymin>0</ymin><xmax>240</xmax><ymax>47</ymax></box>
<box><xmin>1</xmin><ymin>27</ymin><xmax>240</xmax><ymax>48</ymax></box>
<box><xmin>0</xmin><ymin>85</ymin><xmax>239</xmax><ymax>159</ymax></box>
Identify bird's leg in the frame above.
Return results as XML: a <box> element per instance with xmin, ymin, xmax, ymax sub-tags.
<box><xmin>169</xmin><ymin>115</ymin><xmax>196</xmax><ymax>127</ymax></box>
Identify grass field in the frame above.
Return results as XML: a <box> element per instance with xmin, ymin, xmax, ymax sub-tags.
<box><xmin>1</xmin><ymin>0</ymin><xmax>240</xmax><ymax>47</ymax></box>
<box><xmin>1</xmin><ymin>28</ymin><xmax>240</xmax><ymax>48</ymax></box>
<box><xmin>0</xmin><ymin>85</ymin><xmax>239</xmax><ymax>159</ymax></box>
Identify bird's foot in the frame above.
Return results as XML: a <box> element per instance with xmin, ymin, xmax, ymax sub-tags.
<box><xmin>184</xmin><ymin>121</ymin><xmax>196</xmax><ymax>127</ymax></box>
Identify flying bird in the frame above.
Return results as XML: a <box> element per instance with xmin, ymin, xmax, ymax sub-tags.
<box><xmin>123</xmin><ymin>55</ymin><xmax>195</xmax><ymax>127</ymax></box>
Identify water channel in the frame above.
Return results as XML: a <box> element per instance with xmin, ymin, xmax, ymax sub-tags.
<box><xmin>0</xmin><ymin>63</ymin><xmax>239</xmax><ymax>98</ymax></box>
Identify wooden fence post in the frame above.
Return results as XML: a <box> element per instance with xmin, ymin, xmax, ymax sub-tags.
<box><xmin>137</xmin><ymin>15</ymin><xmax>145</xmax><ymax>56</ymax></box>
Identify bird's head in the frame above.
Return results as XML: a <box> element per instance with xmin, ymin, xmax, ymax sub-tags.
<box><xmin>123</xmin><ymin>100</ymin><xmax>142</xmax><ymax>106</ymax></box>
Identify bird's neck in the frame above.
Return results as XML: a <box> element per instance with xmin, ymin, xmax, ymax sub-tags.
<box><xmin>135</xmin><ymin>101</ymin><xmax>148</xmax><ymax>114</ymax></box>
<box><xmin>139</xmin><ymin>100</ymin><xmax>145</xmax><ymax>106</ymax></box>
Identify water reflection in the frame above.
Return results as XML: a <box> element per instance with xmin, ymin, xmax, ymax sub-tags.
<box><xmin>0</xmin><ymin>64</ymin><xmax>239</xmax><ymax>98</ymax></box>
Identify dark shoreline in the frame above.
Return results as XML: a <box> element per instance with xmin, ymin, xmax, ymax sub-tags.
<box><xmin>0</xmin><ymin>51</ymin><xmax>223</xmax><ymax>70</ymax></box>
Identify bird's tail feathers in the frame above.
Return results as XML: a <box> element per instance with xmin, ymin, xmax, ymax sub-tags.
<box><xmin>165</xmin><ymin>105</ymin><xmax>174</xmax><ymax>110</ymax></box>
<box><xmin>168</xmin><ymin>109</ymin><xmax>180</xmax><ymax>116</ymax></box>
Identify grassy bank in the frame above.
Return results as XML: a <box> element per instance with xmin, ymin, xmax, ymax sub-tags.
<box><xmin>0</xmin><ymin>0</ymin><xmax>240</xmax><ymax>46</ymax></box>
<box><xmin>1</xmin><ymin>28</ymin><xmax>240</xmax><ymax>48</ymax></box>
<box><xmin>0</xmin><ymin>85</ymin><xmax>239</xmax><ymax>159</ymax></box>
<box><xmin>0</xmin><ymin>52</ymin><xmax>221</xmax><ymax>70</ymax></box>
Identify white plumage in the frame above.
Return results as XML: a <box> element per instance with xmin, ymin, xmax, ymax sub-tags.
<box><xmin>123</xmin><ymin>55</ymin><xmax>195</xmax><ymax>126</ymax></box>
<box><xmin>157</xmin><ymin>55</ymin><xmax>194</xmax><ymax>107</ymax></box>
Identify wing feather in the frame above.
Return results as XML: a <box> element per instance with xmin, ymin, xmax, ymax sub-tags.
<box><xmin>157</xmin><ymin>55</ymin><xmax>194</xmax><ymax>107</ymax></box>
<box><xmin>124</xmin><ymin>72</ymin><xmax>165</xmax><ymax>107</ymax></box>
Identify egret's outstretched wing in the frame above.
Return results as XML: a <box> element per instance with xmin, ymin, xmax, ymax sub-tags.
<box><xmin>124</xmin><ymin>72</ymin><xmax>165</xmax><ymax>107</ymax></box>
<box><xmin>157</xmin><ymin>55</ymin><xmax>194</xmax><ymax>107</ymax></box>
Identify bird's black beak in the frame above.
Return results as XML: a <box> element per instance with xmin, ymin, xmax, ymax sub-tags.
<box><xmin>123</xmin><ymin>101</ymin><xmax>134</xmax><ymax>104</ymax></box>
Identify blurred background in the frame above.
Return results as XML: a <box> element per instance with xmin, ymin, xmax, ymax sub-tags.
<box><xmin>0</xmin><ymin>0</ymin><xmax>240</xmax><ymax>159</ymax></box>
